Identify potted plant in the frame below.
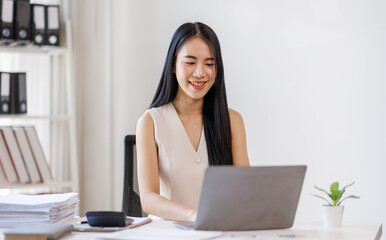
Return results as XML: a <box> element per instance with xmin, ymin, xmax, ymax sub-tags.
<box><xmin>312</xmin><ymin>181</ymin><xmax>360</xmax><ymax>228</ymax></box>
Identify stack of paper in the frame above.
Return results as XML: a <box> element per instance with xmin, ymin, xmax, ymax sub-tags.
<box><xmin>0</xmin><ymin>192</ymin><xmax>78</xmax><ymax>228</ymax></box>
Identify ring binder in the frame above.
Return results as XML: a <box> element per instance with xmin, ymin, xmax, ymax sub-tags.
<box><xmin>46</xmin><ymin>5</ymin><xmax>59</xmax><ymax>46</ymax></box>
<box><xmin>14</xmin><ymin>0</ymin><xmax>31</xmax><ymax>44</ymax></box>
<box><xmin>31</xmin><ymin>4</ymin><xmax>46</xmax><ymax>45</ymax></box>
<box><xmin>0</xmin><ymin>72</ymin><xmax>11</xmax><ymax>114</ymax></box>
<box><xmin>0</xmin><ymin>0</ymin><xmax>15</xmax><ymax>43</ymax></box>
<box><xmin>1</xmin><ymin>126</ymin><xmax>30</xmax><ymax>183</ymax></box>
<box><xmin>11</xmin><ymin>72</ymin><xmax>27</xmax><ymax>114</ymax></box>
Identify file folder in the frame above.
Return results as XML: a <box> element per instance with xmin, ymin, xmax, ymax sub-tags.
<box><xmin>46</xmin><ymin>5</ymin><xmax>59</xmax><ymax>46</ymax></box>
<box><xmin>1</xmin><ymin>126</ymin><xmax>30</xmax><ymax>183</ymax></box>
<box><xmin>11</xmin><ymin>72</ymin><xmax>27</xmax><ymax>114</ymax></box>
<box><xmin>13</xmin><ymin>127</ymin><xmax>41</xmax><ymax>183</ymax></box>
<box><xmin>4</xmin><ymin>223</ymin><xmax>73</xmax><ymax>240</ymax></box>
<box><xmin>0</xmin><ymin>129</ymin><xmax>18</xmax><ymax>183</ymax></box>
<box><xmin>31</xmin><ymin>4</ymin><xmax>45</xmax><ymax>45</ymax></box>
<box><xmin>24</xmin><ymin>126</ymin><xmax>52</xmax><ymax>182</ymax></box>
<box><xmin>0</xmin><ymin>162</ymin><xmax>7</xmax><ymax>185</ymax></box>
<box><xmin>14</xmin><ymin>0</ymin><xmax>31</xmax><ymax>43</ymax></box>
<box><xmin>0</xmin><ymin>0</ymin><xmax>14</xmax><ymax>42</ymax></box>
<box><xmin>0</xmin><ymin>72</ymin><xmax>11</xmax><ymax>114</ymax></box>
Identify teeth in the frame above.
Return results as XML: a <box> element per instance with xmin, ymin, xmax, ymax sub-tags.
<box><xmin>191</xmin><ymin>82</ymin><xmax>205</xmax><ymax>86</ymax></box>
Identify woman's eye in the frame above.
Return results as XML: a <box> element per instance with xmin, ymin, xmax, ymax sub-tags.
<box><xmin>185</xmin><ymin>62</ymin><xmax>195</xmax><ymax>65</ymax></box>
<box><xmin>206</xmin><ymin>63</ymin><xmax>214</xmax><ymax>66</ymax></box>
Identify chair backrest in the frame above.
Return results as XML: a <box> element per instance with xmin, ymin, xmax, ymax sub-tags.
<box><xmin>122</xmin><ymin>135</ymin><xmax>145</xmax><ymax>217</ymax></box>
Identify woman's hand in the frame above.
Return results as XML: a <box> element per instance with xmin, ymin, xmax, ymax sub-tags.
<box><xmin>188</xmin><ymin>209</ymin><xmax>197</xmax><ymax>222</ymax></box>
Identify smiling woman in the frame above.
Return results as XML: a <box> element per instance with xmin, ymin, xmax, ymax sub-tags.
<box><xmin>136</xmin><ymin>22</ymin><xmax>249</xmax><ymax>222</ymax></box>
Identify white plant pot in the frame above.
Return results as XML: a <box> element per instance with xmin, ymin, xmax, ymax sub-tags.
<box><xmin>322</xmin><ymin>205</ymin><xmax>344</xmax><ymax>228</ymax></box>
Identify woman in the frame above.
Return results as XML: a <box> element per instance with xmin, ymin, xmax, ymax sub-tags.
<box><xmin>136</xmin><ymin>22</ymin><xmax>249</xmax><ymax>222</ymax></box>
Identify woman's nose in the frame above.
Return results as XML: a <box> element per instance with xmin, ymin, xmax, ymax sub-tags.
<box><xmin>193</xmin><ymin>64</ymin><xmax>205</xmax><ymax>78</ymax></box>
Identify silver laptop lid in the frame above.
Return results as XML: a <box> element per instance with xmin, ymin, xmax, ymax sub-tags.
<box><xmin>194</xmin><ymin>165</ymin><xmax>306</xmax><ymax>231</ymax></box>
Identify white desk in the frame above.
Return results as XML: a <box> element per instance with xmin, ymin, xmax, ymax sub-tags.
<box><xmin>0</xmin><ymin>220</ymin><xmax>382</xmax><ymax>240</ymax></box>
<box><xmin>61</xmin><ymin>220</ymin><xmax>382</xmax><ymax>240</ymax></box>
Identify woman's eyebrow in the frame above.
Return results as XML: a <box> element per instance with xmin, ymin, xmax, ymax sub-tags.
<box><xmin>183</xmin><ymin>55</ymin><xmax>214</xmax><ymax>61</ymax></box>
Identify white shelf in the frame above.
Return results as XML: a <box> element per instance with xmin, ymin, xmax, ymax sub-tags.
<box><xmin>0</xmin><ymin>45</ymin><xmax>67</xmax><ymax>56</ymax></box>
<box><xmin>0</xmin><ymin>181</ymin><xmax>73</xmax><ymax>189</ymax></box>
<box><xmin>0</xmin><ymin>114</ymin><xmax>72</xmax><ymax>121</ymax></box>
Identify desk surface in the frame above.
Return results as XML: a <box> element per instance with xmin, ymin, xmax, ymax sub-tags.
<box><xmin>0</xmin><ymin>220</ymin><xmax>382</xmax><ymax>240</ymax></box>
<box><xmin>62</xmin><ymin>220</ymin><xmax>382</xmax><ymax>240</ymax></box>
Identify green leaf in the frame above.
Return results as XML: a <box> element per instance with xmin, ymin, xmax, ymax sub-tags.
<box><xmin>311</xmin><ymin>194</ymin><xmax>332</xmax><ymax>206</ymax></box>
<box><xmin>330</xmin><ymin>192</ymin><xmax>340</xmax><ymax>201</ymax></box>
<box><xmin>337</xmin><ymin>189</ymin><xmax>346</xmax><ymax>202</ymax></box>
<box><xmin>314</xmin><ymin>185</ymin><xmax>330</xmax><ymax>197</ymax></box>
<box><xmin>330</xmin><ymin>182</ymin><xmax>339</xmax><ymax>193</ymax></box>
<box><xmin>336</xmin><ymin>181</ymin><xmax>355</xmax><ymax>204</ymax></box>
<box><xmin>337</xmin><ymin>195</ymin><xmax>360</xmax><ymax>206</ymax></box>
<box><xmin>341</xmin><ymin>181</ymin><xmax>355</xmax><ymax>191</ymax></box>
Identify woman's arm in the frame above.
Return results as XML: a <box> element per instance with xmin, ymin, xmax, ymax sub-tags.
<box><xmin>229</xmin><ymin>109</ymin><xmax>250</xmax><ymax>166</ymax></box>
<box><xmin>136</xmin><ymin>112</ymin><xmax>197</xmax><ymax>221</ymax></box>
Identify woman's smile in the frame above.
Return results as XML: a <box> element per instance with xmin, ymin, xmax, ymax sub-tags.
<box><xmin>189</xmin><ymin>81</ymin><xmax>207</xmax><ymax>90</ymax></box>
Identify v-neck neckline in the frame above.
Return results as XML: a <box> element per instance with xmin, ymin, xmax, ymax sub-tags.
<box><xmin>170</xmin><ymin>103</ymin><xmax>204</xmax><ymax>153</ymax></box>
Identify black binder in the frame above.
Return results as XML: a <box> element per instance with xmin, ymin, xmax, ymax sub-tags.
<box><xmin>31</xmin><ymin>4</ymin><xmax>45</xmax><ymax>45</ymax></box>
<box><xmin>0</xmin><ymin>72</ymin><xmax>12</xmax><ymax>114</ymax></box>
<box><xmin>45</xmin><ymin>5</ymin><xmax>59</xmax><ymax>46</ymax></box>
<box><xmin>0</xmin><ymin>0</ymin><xmax>15</xmax><ymax>42</ymax></box>
<box><xmin>14</xmin><ymin>0</ymin><xmax>31</xmax><ymax>43</ymax></box>
<box><xmin>10</xmin><ymin>72</ymin><xmax>27</xmax><ymax>114</ymax></box>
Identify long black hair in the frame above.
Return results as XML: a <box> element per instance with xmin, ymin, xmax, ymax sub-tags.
<box><xmin>150</xmin><ymin>22</ymin><xmax>233</xmax><ymax>166</ymax></box>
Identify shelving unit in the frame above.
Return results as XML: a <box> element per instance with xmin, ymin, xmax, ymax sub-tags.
<box><xmin>0</xmin><ymin>46</ymin><xmax>67</xmax><ymax>55</ymax></box>
<box><xmin>0</xmin><ymin>115</ymin><xmax>71</xmax><ymax>120</ymax></box>
<box><xmin>0</xmin><ymin>19</ymin><xmax>78</xmax><ymax>195</ymax></box>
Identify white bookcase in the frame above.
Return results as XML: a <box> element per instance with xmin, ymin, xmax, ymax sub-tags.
<box><xmin>0</xmin><ymin>20</ymin><xmax>78</xmax><ymax>195</ymax></box>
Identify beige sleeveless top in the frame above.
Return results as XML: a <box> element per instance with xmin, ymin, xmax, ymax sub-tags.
<box><xmin>147</xmin><ymin>102</ymin><xmax>209</xmax><ymax>209</ymax></box>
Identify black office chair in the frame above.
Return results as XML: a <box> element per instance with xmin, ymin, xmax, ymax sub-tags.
<box><xmin>122</xmin><ymin>135</ymin><xmax>145</xmax><ymax>217</ymax></box>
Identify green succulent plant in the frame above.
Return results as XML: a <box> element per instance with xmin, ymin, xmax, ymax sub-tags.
<box><xmin>312</xmin><ymin>181</ymin><xmax>360</xmax><ymax>206</ymax></box>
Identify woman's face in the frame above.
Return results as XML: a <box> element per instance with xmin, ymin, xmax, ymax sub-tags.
<box><xmin>174</xmin><ymin>37</ymin><xmax>216</xmax><ymax>100</ymax></box>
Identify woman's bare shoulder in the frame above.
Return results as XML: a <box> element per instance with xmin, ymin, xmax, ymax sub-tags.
<box><xmin>136</xmin><ymin>111</ymin><xmax>154</xmax><ymax>132</ymax></box>
<box><xmin>229</xmin><ymin>108</ymin><xmax>244</xmax><ymax>124</ymax></box>
<box><xmin>229</xmin><ymin>108</ymin><xmax>249</xmax><ymax>166</ymax></box>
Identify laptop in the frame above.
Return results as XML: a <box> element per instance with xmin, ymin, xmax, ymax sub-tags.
<box><xmin>174</xmin><ymin>165</ymin><xmax>306</xmax><ymax>231</ymax></box>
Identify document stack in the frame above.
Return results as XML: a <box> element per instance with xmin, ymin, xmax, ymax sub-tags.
<box><xmin>0</xmin><ymin>192</ymin><xmax>78</xmax><ymax>228</ymax></box>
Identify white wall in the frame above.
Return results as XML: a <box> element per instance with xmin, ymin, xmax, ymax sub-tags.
<box><xmin>71</xmin><ymin>0</ymin><xmax>386</xmax><ymax>230</ymax></box>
